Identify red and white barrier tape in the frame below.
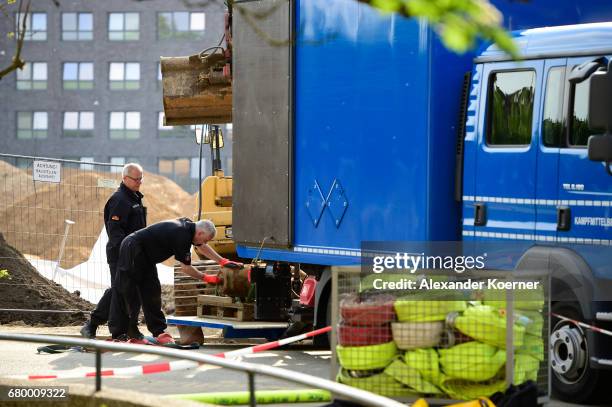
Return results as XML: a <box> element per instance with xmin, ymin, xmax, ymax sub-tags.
<box><xmin>552</xmin><ymin>313</ymin><xmax>612</xmax><ymax>338</ymax></box>
<box><xmin>23</xmin><ymin>326</ymin><xmax>332</xmax><ymax>380</ymax></box>
<box><xmin>220</xmin><ymin>326</ymin><xmax>332</xmax><ymax>359</ymax></box>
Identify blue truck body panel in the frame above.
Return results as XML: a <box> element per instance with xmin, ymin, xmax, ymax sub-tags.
<box><xmin>237</xmin><ymin>1</ymin><xmax>612</xmax><ymax>267</ymax></box>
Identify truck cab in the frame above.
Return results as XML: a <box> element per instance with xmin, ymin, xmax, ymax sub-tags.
<box><xmin>464</xmin><ymin>23</ymin><xmax>612</xmax><ymax>401</ymax></box>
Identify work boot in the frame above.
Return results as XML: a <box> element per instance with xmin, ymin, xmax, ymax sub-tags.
<box><xmin>155</xmin><ymin>332</ymin><xmax>175</xmax><ymax>345</ymax></box>
<box><xmin>127</xmin><ymin>335</ymin><xmax>154</xmax><ymax>345</ymax></box>
<box><xmin>127</xmin><ymin>324</ymin><xmax>144</xmax><ymax>339</ymax></box>
<box><xmin>80</xmin><ymin>321</ymin><xmax>98</xmax><ymax>339</ymax></box>
<box><xmin>127</xmin><ymin>323</ymin><xmax>152</xmax><ymax>345</ymax></box>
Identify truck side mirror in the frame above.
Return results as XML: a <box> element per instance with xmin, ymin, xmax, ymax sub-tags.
<box><xmin>588</xmin><ymin>60</ymin><xmax>612</xmax><ymax>131</ymax></box>
<box><xmin>569</xmin><ymin>58</ymin><xmax>606</xmax><ymax>84</ymax></box>
<box><xmin>587</xmin><ymin>135</ymin><xmax>612</xmax><ymax>175</ymax></box>
<box><xmin>588</xmin><ymin>60</ymin><xmax>612</xmax><ymax>175</ymax></box>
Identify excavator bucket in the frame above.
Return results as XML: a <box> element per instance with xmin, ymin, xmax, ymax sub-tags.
<box><xmin>161</xmin><ymin>52</ymin><xmax>232</xmax><ymax>125</ymax></box>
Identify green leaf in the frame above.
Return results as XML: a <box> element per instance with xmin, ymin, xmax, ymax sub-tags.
<box><xmin>361</xmin><ymin>0</ymin><xmax>518</xmax><ymax>58</ymax></box>
<box><xmin>439</xmin><ymin>16</ymin><xmax>475</xmax><ymax>53</ymax></box>
<box><xmin>371</xmin><ymin>0</ymin><xmax>403</xmax><ymax>13</ymax></box>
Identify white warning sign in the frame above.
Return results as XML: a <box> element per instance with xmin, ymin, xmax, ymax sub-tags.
<box><xmin>33</xmin><ymin>160</ymin><xmax>61</xmax><ymax>183</ymax></box>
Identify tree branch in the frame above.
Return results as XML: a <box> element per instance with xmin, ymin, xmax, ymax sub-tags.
<box><xmin>0</xmin><ymin>0</ymin><xmax>30</xmax><ymax>80</ymax></box>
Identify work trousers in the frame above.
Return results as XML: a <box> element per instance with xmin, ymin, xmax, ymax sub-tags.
<box><xmin>90</xmin><ymin>262</ymin><xmax>141</xmax><ymax>330</ymax></box>
<box><xmin>108</xmin><ymin>236</ymin><xmax>167</xmax><ymax>338</ymax></box>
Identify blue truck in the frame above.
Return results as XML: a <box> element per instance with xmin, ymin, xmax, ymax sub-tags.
<box><xmin>224</xmin><ymin>0</ymin><xmax>612</xmax><ymax>402</ymax></box>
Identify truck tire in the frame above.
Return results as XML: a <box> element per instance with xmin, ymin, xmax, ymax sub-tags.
<box><xmin>550</xmin><ymin>301</ymin><xmax>604</xmax><ymax>403</ymax></box>
<box><xmin>313</xmin><ymin>288</ymin><xmax>331</xmax><ymax>348</ymax></box>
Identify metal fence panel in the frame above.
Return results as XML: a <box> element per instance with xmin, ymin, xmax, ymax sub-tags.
<box><xmin>0</xmin><ymin>154</ymin><xmax>123</xmax><ymax>312</ymax></box>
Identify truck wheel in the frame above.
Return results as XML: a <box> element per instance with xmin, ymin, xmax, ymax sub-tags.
<box><xmin>550</xmin><ymin>302</ymin><xmax>602</xmax><ymax>403</ymax></box>
<box><xmin>313</xmin><ymin>289</ymin><xmax>331</xmax><ymax>348</ymax></box>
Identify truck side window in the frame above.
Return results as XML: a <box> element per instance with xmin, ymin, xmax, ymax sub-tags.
<box><xmin>542</xmin><ymin>67</ymin><xmax>565</xmax><ymax>147</ymax></box>
<box><xmin>569</xmin><ymin>79</ymin><xmax>590</xmax><ymax>146</ymax></box>
<box><xmin>487</xmin><ymin>70</ymin><xmax>535</xmax><ymax>146</ymax></box>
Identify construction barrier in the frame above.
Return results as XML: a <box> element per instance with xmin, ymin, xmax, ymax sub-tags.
<box><xmin>332</xmin><ymin>267</ymin><xmax>550</xmax><ymax>403</ymax></box>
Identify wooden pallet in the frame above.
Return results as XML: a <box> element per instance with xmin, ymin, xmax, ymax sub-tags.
<box><xmin>173</xmin><ymin>260</ymin><xmax>220</xmax><ymax>316</ymax></box>
<box><xmin>196</xmin><ymin>295</ymin><xmax>254</xmax><ymax>321</ymax></box>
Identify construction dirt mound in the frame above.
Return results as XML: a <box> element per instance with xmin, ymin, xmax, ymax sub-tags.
<box><xmin>0</xmin><ymin>232</ymin><xmax>92</xmax><ymax>326</ymax></box>
<box><xmin>0</xmin><ymin>161</ymin><xmax>195</xmax><ymax>268</ymax></box>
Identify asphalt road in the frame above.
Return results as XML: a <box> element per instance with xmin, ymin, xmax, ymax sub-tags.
<box><xmin>0</xmin><ymin>325</ymin><xmax>606</xmax><ymax>407</ymax></box>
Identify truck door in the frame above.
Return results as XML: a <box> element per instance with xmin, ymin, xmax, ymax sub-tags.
<box><xmin>535</xmin><ymin>59</ymin><xmax>567</xmax><ymax>241</ymax></box>
<box><xmin>473</xmin><ymin>61</ymin><xmax>544</xmax><ymax>240</ymax></box>
<box><xmin>557</xmin><ymin>57</ymin><xmax>612</xmax><ymax>244</ymax></box>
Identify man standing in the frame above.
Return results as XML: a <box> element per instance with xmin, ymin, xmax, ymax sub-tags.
<box><xmin>81</xmin><ymin>163</ymin><xmax>146</xmax><ymax>340</ymax></box>
<box><xmin>108</xmin><ymin>218</ymin><xmax>242</xmax><ymax>344</ymax></box>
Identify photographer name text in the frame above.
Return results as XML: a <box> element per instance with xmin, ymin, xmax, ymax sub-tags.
<box><xmin>371</xmin><ymin>278</ymin><xmax>540</xmax><ymax>291</ymax></box>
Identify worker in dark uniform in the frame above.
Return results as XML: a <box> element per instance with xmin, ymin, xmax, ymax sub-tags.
<box><xmin>80</xmin><ymin>163</ymin><xmax>147</xmax><ymax>340</ymax></box>
<box><xmin>108</xmin><ymin>218</ymin><xmax>243</xmax><ymax>344</ymax></box>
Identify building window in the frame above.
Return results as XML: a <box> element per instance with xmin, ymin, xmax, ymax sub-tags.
<box><xmin>190</xmin><ymin>157</ymin><xmax>207</xmax><ymax>179</ymax></box>
<box><xmin>160</xmin><ymin>157</ymin><xmax>203</xmax><ymax>192</ymax></box>
<box><xmin>110</xmin><ymin>112</ymin><xmax>140</xmax><ymax>139</ymax></box>
<box><xmin>158</xmin><ymin>112</ymin><xmax>194</xmax><ymax>137</ymax></box>
<box><xmin>63</xmin><ymin>62</ymin><xmax>94</xmax><ymax>90</ymax></box>
<box><xmin>60</xmin><ymin>157</ymin><xmax>78</xmax><ymax>169</ymax></box>
<box><xmin>110</xmin><ymin>157</ymin><xmax>126</xmax><ymax>173</ymax></box>
<box><xmin>110</xmin><ymin>157</ymin><xmax>126</xmax><ymax>165</ymax></box>
<box><xmin>108</xmin><ymin>12</ymin><xmax>139</xmax><ymax>41</ymax></box>
<box><xmin>15</xmin><ymin>158</ymin><xmax>31</xmax><ymax>169</ymax></box>
<box><xmin>17</xmin><ymin>112</ymin><xmax>48</xmax><ymax>139</ymax></box>
<box><xmin>486</xmin><ymin>70</ymin><xmax>535</xmax><ymax>146</ymax></box>
<box><xmin>62</xmin><ymin>12</ymin><xmax>93</xmax><ymax>40</ymax></box>
<box><xmin>158</xmin><ymin>12</ymin><xmax>205</xmax><ymax>40</ymax></box>
<box><xmin>80</xmin><ymin>157</ymin><xmax>95</xmax><ymax>171</ymax></box>
<box><xmin>110</xmin><ymin>157</ymin><xmax>139</xmax><ymax>173</ymax></box>
<box><xmin>16</xmin><ymin>62</ymin><xmax>47</xmax><ymax>90</ymax></box>
<box><xmin>63</xmin><ymin>111</ymin><xmax>94</xmax><ymax>137</ymax></box>
<box><xmin>109</xmin><ymin>62</ymin><xmax>140</xmax><ymax>90</ymax></box>
<box><xmin>15</xmin><ymin>12</ymin><xmax>47</xmax><ymax>41</ymax></box>
<box><xmin>159</xmin><ymin>157</ymin><xmax>190</xmax><ymax>177</ymax></box>
<box><xmin>63</xmin><ymin>156</ymin><xmax>97</xmax><ymax>169</ymax></box>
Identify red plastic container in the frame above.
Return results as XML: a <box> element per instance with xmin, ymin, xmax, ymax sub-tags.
<box><xmin>338</xmin><ymin>323</ymin><xmax>392</xmax><ymax>346</ymax></box>
<box><xmin>340</xmin><ymin>294</ymin><xmax>396</xmax><ymax>326</ymax></box>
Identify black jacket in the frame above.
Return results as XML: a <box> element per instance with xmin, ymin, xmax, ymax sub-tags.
<box><xmin>104</xmin><ymin>183</ymin><xmax>146</xmax><ymax>263</ymax></box>
<box><xmin>131</xmin><ymin>217</ymin><xmax>194</xmax><ymax>266</ymax></box>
